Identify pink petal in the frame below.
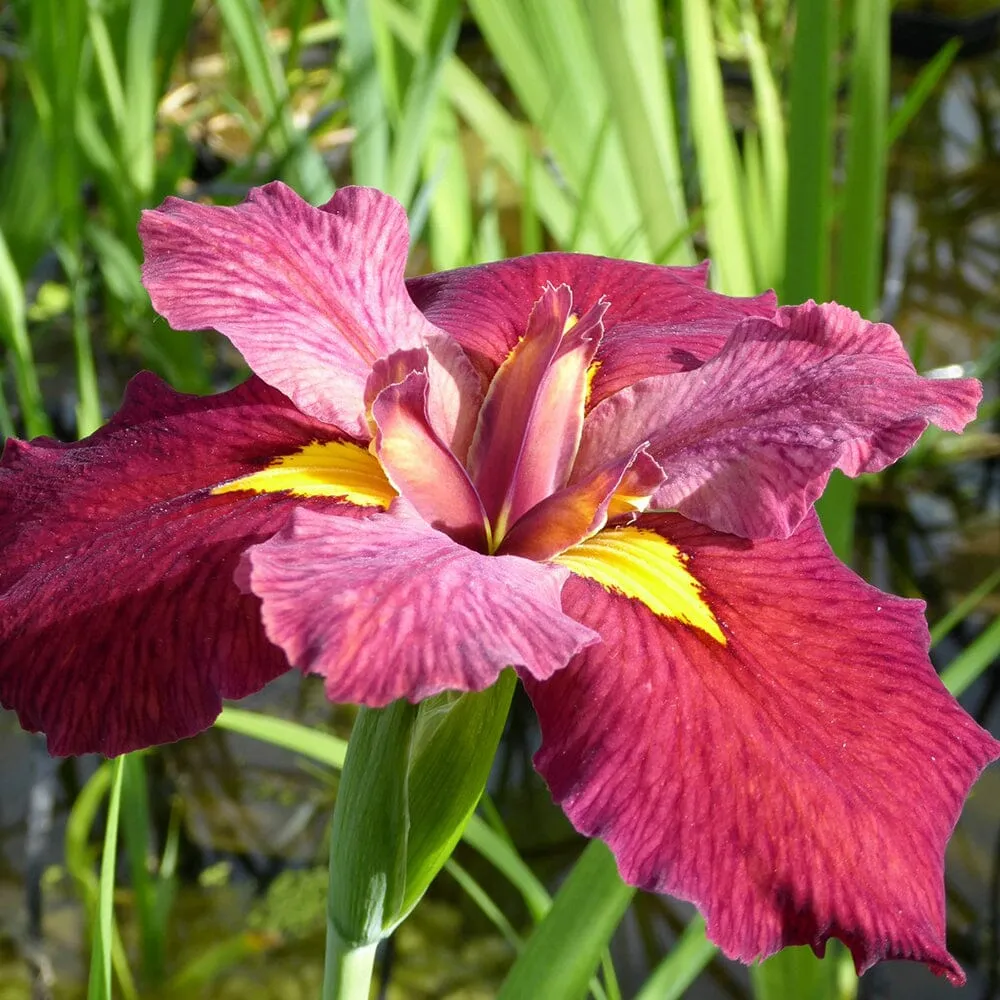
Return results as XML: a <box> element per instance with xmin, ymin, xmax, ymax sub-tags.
<box><xmin>364</xmin><ymin>338</ymin><xmax>485</xmax><ymax>462</ymax></box>
<box><xmin>524</xmin><ymin>512</ymin><xmax>999</xmax><ymax>981</ymax></box>
<box><xmin>371</xmin><ymin>370</ymin><xmax>489</xmax><ymax>550</ymax></box>
<box><xmin>498</xmin><ymin>448</ymin><xmax>663</xmax><ymax>561</ymax></box>
<box><xmin>0</xmin><ymin>374</ymin><xmax>361</xmax><ymax>756</ymax></box>
<box><xmin>243</xmin><ymin>505</ymin><xmax>599</xmax><ymax>705</ymax></box>
<box><xmin>466</xmin><ymin>286</ymin><xmax>605</xmax><ymax>540</ymax></box>
<box><xmin>576</xmin><ymin>302</ymin><xmax>982</xmax><ymax>539</ymax></box>
<box><xmin>140</xmin><ymin>183</ymin><xmax>443</xmax><ymax>437</ymax></box>
<box><xmin>407</xmin><ymin>254</ymin><xmax>776</xmax><ymax>405</ymax></box>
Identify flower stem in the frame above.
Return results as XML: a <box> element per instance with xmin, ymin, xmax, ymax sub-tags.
<box><xmin>322</xmin><ymin>928</ymin><xmax>377</xmax><ymax>1000</ymax></box>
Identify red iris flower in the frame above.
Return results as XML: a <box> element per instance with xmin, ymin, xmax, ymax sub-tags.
<box><xmin>0</xmin><ymin>183</ymin><xmax>996</xmax><ymax>982</ymax></box>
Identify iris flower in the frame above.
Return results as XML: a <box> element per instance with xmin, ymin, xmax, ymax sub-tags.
<box><xmin>0</xmin><ymin>184</ymin><xmax>996</xmax><ymax>982</ymax></box>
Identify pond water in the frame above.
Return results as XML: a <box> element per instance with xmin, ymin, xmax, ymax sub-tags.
<box><xmin>0</xmin><ymin>41</ymin><xmax>999</xmax><ymax>1000</ymax></box>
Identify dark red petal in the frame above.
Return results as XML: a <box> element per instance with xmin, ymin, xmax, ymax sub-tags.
<box><xmin>576</xmin><ymin>301</ymin><xmax>982</xmax><ymax>539</ymax></box>
<box><xmin>407</xmin><ymin>253</ymin><xmax>776</xmax><ymax>405</ymax></box>
<box><xmin>0</xmin><ymin>374</ymin><xmax>355</xmax><ymax>756</ymax></box>
<box><xmin>141</xmin><ymin>183</ymin><xmax>443</xmax><ymax>437</ymax></box>
<box><xmin>244</xmin><ymin>504</ymin><xmax>599</xmax><ymax>705</ymax></box>
<box><xmin>525</xmin><ymin>512</ymin><xmax>999</xmax><ymax>981</ymax></box>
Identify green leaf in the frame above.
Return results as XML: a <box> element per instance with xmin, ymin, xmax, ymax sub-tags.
<box><xmin>781</xmin><ymin>0</ymin><xmax>837</xmax><ymax>302</ymax></box>
<box><xmin>88</xmin><ymin>756</ymin><xmax>125</xmax><ymax>1000</ymax></box>
<box><xmin>942</xmin><ymin>615</ymin><xmax>1000</xmax><ymax>697</ymax></box>
<box><xmin>752</xmin><ymin>942</ymin><xmax>857</xmax><ymax>1000</ymax></box>
<box><xmin>634</xmin><ymin>915</ymin><xmax>716</xmax><ymax>1000</ymax></box>
<box><xmin>338</xmin><ymin>0</ymin><xmax>391</xmax><ymax>189</ymax></box>
<box><xmin>215</xmin><ymin>706</ymin><xmax>349</xmax><ymax>767</ymax></box>
<box><xmin>930</xmin><ymin>566</ymin><xmax>1000</xmax><ymax>648</ymax></box>
<box><xmin>497</xmin><ymin>840</ymin><xmax>634</xmax><ymax>1000</ymax></box>
<box><xmin>681</xmin><ymin>0</ymin><xmax>755</xmax><ymax>295</ymax></box>
<box><xmin>833</xmin><ymin>0</ymin><xmax>889</xmax><ymax>316</ymax></box>
<box><xmin>0</xmin><ymin>227</ymin><xmax>51</xmax><ymax>437</ymax></box>
<box><xmin>327</xmin><ymin>699</ymin><xmax>415</xmax><ymax>948</ymax></box>
<box><xmin>585</xmin><ymin>0</ymin><xmax>693</xmax><ymax>264</ymax></box>
<box><xmin>886</xmin><ymin>39</ymin><xmax>961</xmax><ymax>148</ymax></box>
<box><xmin>399</xmin><ymin>670</ymin><xmax>516</xmax><ymax>918</ymax></box>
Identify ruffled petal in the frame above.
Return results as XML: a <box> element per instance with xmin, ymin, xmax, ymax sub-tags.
<box><xmin>371</xmin><ymin>370</ymin><xmax>489</xmax><ymax>550</ymax></box>
<box><xmin>524</xmin><ymin>512</ymin><xmax>999</xmax><ymax>981</ymax></box>
<box><xmin>407</xmin><ymin>253</ymin><xmax>776</xmax><ymax>405</ymax></box>
<box><xmin>141</xmin><ymin>183</ymin><xmax>443</xmax><ymax>437</ymax></box>
<box><xmin>0</xmin><ymin>374</ymin><xmax>362</xmax><ymax>756</ymax></box>
<box><xmin>243</xmin><ymin>505</ymin><xmax>599</xmax><ymax>705</ymax></box>
<box><xmin>576</xmin><ymin>302</ymin><xmax>982</xmax><ymax>539</ymax></box>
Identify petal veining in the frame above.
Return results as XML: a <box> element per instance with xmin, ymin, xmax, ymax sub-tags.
<box><xmin>576</xmin><ymin>301</ymin><xmax>982</xmax><ymax>539</ymax></box>
<box><xmin>244</xmin><ymin>505</ymin><xmax>599</xmax><ymax>705</ymax></box>
<box><xmin>141</xmin><ymin>183</ymin><xmax>446</xmax><ymax>436</ymax></box>
<box><xmin>0</xmin><ymin>374</ymin><xmax>357</xmax><ymax>756</ymax></box>
<box><xmin>524</xmin><ymin>512</ymin><xmax>999</xmax><ymax>982</ymax></box>
<box><xmin>407</xmin><ymin>253</ymin><xmax>776</xmax><ymax>404</ymax></box>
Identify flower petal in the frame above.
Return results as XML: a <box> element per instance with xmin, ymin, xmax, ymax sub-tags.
<box><xmin>576</xmin><ymin>302</ymin><xmax>982</xmax><ymax>539</ymax></box>
<box><xmin>466</xmin><ymin>286</ymin><xmax>605</xmax><ymax>540</ymax></box>
<box><xmin>407</xmin><ymin>254</ymin><xmax>776</xmax><ymax>405</ymax></box>
<box><xmin>364</xmin><ymin>337</ymin><xmax>485</xmax><ymax>462</ymax></box>
<box><xmin>244</xmin><ymin>505</ymin><xmax>599</xmax><ymax>705</ymax></box>
<box><xmin>0</xmin><ymin>374</ymin><xmax>361</xmax><ymax>756</ymax></box>
<box><xmin>498</xmin><ymin>448</ymin><xmax>663</xmax><ymax>562</ymax></box>
<box><xmin>372</xmin><ymin>371</ymin><xmax>489</xmax><ymax>550</ymax></box>
<box><xmin>524</xmin><ymin>512</ymin><xmax>999</xmax><ymax>981</ymax></box>
<box><xmin>140</xmin><ymin>183</ymin><xmax>443</xmax><ymax>436</ymax></box>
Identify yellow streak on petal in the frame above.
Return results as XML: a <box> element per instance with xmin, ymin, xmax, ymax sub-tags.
<box><xmin>555</xmin><ymin>526</ymin><xmax>726</xmax><ymax>644</ymax></box>
<box><xmin>562</xmin><ymin>313</ymin><xmax>580</xmax><ymax>335</ymax></box>
<box><xmin>583</xmin><ymin>360</ymin><xmax>601</xmax><ymax>407</ymax></box>
<box><xmin>212</xmin><ymin>440</ymin><xmax>396</xmax><ymax>507</ymax></box>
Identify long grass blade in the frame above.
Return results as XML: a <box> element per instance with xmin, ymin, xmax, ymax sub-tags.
<box><xmin>634</xmin><ymin>915</ymin><xmax>716</xmax><ymax>1000</ymax></box>
<box><xmin>681</xmin><ymin>0</ymin><xmax>755</xmax><ymax>295</ymax></box>
<box><xmin>0</xmin><ymin>229</ymin><xmax>51</xmax><ymax>437</ymax></box>
<box><xmin>496</xmin><ymin>840</ymin><xmax>633</xmax><ymax>1000</ymax></box>
<box><xmin>942</xmin><ymin>616</ymin><xmax>1000</xmax><ymax>697</ymax></box>
<box><xmin>931</xmin><ymin>566</ymin><xmax>1000</xmax><ymax>647</ymax></box>
<box><xmin>585</xmin><ymin>0</ymin><xmax>693</xmax><ymax>264</ymax></box>
<box><xmin>781</xmin><ymin>0</ymin><xmax>837</xmax><ymax>302</ymax></box>
<box><xmin>87</xmin><ymin>756</ymin><xmax>125</xmax><ymax>1000</ymax></box>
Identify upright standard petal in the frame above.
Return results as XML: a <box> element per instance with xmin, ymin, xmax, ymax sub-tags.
<box><xmin>371</xmin><ymin>370</ymin><xmax>489</xmax><ymax>550</ymax></box>
<box><xmin>525</xmin><ymin>513</ymin><xmax>999</xmax><ymax>981</ymax></box>
<box><xmin>466</xmin><ymin>286</ymin><xmax>605</xmax><ymax>541</ymax></box>
<box><xmin>0</xmin><ymin>374</ymin><xmax>379</xmax><ymax>757</ymax></box>
<box><xmin>407</xmin><ymin>253</ymin><xmax>776</xmax><ymax>405</ymax></box>
<box><xmin>576</xmin><ymin>302</ymin><xmax>982</xmax><ymax>539</ymax></box>
<box><xmin>244</xmin><ymin>505</ymin><xmax>599</xmax><ymax>706</ymax></box>
<box><xmin>141</xmin><ymin>183</ymin><xmax>444</xmax><ymax>437</ymax></box>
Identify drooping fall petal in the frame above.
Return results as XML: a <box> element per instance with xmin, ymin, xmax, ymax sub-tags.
<box><xmin>140</xmin><ymin>183</ymin><xmax>444</xmax><ymax>437</ymax></box>
<box><xmin>371</xmin><ymin>370</ymin><xmax>489</xmax><ymax>550</ymax></box>
<box><xmin>243</xmin><ymin>504</ymin><xmax>599</xmax><ymax>706</ymax></box>
<box><xmin>0</xmin><ymin>374</ymin><xmax>377</xmax><ymax>757</ymax></box>
<box><xmin>525</xmin><ymin>512</ymin><xmax>1000</xmax><ymax>981</ymax></box>
<box><xmin>575</xmin><ymin>302</ymin><xmax>982</xmax><ymax>539</ymax></box>
<box><xmin>407</xmin><ymin>253</ymin><xmax>777</xmax><ymax>405</ymax></box>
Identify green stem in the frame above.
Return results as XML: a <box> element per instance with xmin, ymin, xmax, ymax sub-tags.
<box><xmin>322</xmin><ymin>930</ymin><xmax>377</xmax><ymax>1000</ymax></box>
